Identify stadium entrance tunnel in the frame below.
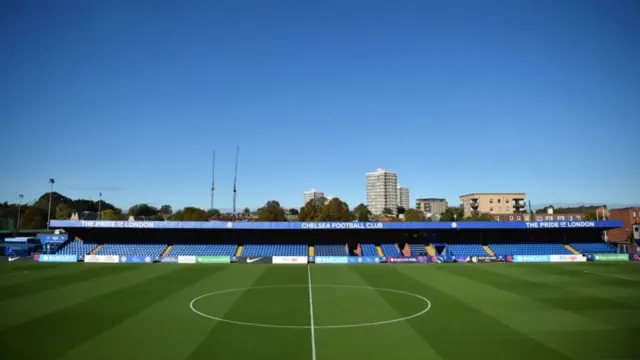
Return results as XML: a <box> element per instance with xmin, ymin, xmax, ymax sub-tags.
<box><xmin>189</xmin><ymin>284</ymin><xmax>431</xmax><ymax>329</ymax></box>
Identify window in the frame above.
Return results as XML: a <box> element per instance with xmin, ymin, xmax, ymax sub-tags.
<box><xmin>497</xmin><ymin>199</ymin><xmax>501</xmax><ymax>204</ymax></box>
<box><xmin>495</xmin><ymin>216</ymin><xmax>500</xmax><ymax>221</ymax></box>
<box><xmin>516</xmin><ymin>215</ymin><xmax>522</xmax><ymax>220</ymax></box>
<box><xmin>536</xmin><ymin>216</ymin><xmax>543</xmax><ymax>221</ymax></box>
<box><xmin>490</xmin><ymin>199</ymin><xmax>493</xmax><ymax>204</ymax></box>
<box><xmin>557</xmin><ymin>216</ymin><xmax>564</xmax><ymax>221</ymax></box>
<box><xmin>634</xmin><ymin>212</ymin><xmax>637</xmax><ymax>218</ymax></box>
<box><xmin>490</xmin><ymin>207</ymin><xmax>494</xmax><ymax>212</ymax></box>
<box><xmin>509</xmin><ymin>215</ymin><xmax>514</xmax><ymax>220</ymax></box>
<box><xmin>546</xmin><ymin>216</ymin><xmax>553</xmax><ymax>221</ymax></box>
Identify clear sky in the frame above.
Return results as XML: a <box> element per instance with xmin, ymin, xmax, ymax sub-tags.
<box><xmin>1</xmin><ymin>0</ymin><xmax>638</xmax><ymax>211</ymax></box>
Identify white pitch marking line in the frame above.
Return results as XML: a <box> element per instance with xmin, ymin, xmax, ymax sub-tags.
<box><xmin>584</xmin><ymin>270</ymin><xmax>639</xmax><ymax>281</ymax></box>
<box><xmin>307</xmin><ymin>265</ymin><xmax>317</xmax><ymax>360</ymax></box>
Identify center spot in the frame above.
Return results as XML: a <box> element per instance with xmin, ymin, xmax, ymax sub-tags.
<box><xmin>190</xmin><ymin>285</ymin><xmax>431</xmax><ymax>329</ymax></box>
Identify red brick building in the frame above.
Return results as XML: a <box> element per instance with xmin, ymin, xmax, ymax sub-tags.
<box><xmin>607</xmin><ymin>208</ymin><xmax>640</xmax><ymax>242</ymax></box>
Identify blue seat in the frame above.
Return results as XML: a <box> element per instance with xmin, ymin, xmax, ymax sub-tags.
<box><xmin>446</xmin><ymin>244</ymin><xmax>488</xmax><ymax>257</ymax></box>
<box><xmin>56</xmin><ymin>240</ymin><xmax>97</xmax><ymax>256</ymax></box>
<box><xmin>408</xmin><ymin>244</ymin><xmax>428</xmax><ymax>256</ymax></box>
<box><xmin>380</xmin><ymin>243</ymin><xmax>401</xmax><ymax>256</ymax></box>
<box><xmin>315</xmin><ymin>244</ymin><xmax>347</xmax><ymax>256</ymax></box>
<box><xmin>168</xmin><ymin>244</ymin><xmax>237</xmax><ymax>256</ymax></box>
<box><xmin>97</xmin><ymin>244</ymin><xmax>166</xmax><ymax>257</ymax></box>
<box><xmin>489</xmin><ymin>243</ymin><xmax>572</xmax><ymax>256</ymax></box>
<box><xmin>570</xmin><ymin>242</ymin><xmax>616</xmax><ymax>254</ymax></box>
<box><xmin>242</xmin><ymin>244</ymin><xmax>307</xmax><ymax>256</ymax></box>
<box><xmin>360</xmin><ymin>244</ymin><xmax>378</xmax><ymax>256</ymax></box>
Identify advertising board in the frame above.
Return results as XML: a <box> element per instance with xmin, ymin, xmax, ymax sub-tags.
<box><xmin>387</xmin><ymin>256</ymin><xmax>429</xmax><ymax>264</ymax></box>
<box><xmin>84</xmin><ymin>255</ymin><xmax>119</xmax><ymax>263</ymax></box>
<box><xmin>120</xmin><ymin>255</ymin><xmax>153</xmax><ymax>264</ymax></box>
<box><xmin>235</xmin><ymin>256</ymin><xmax>273</xmax><ymax>264</ymax></box>
<box><xmin>178</xmin><ymin>256</ymin><xmax>197</xmax><ymax>264</ymax></box>
<box><xmin>315</xmin><ymin>256</ymin><xmax>349</xmax><ymax>264</ymax></box>
<box><xmin>549</xmin><ymin>255</ymin><xmax>587</xmax><ymax>263</ymax></box>
<box><xmin>347</xmin><ymin>256</ymin><xmax>381</xmax><ymax>264</ymax></box>
<box><xmin>160</xmin><ymin>256</ymin><xmax>179</xmax><ymax>263</ymax></box>
<box><xmin>593</xmin><ymin>253</ymin><xmax>629</xmax><ymax>262</ymax></box>
<box><xmin>196</xmin><ymin>256</ymin><xmax>231</xmax><ymax>264</ymax></box>
<box><xmin>38</xmin><ymin>254</ymin><xmax>78</xmax><ymax>263</ymax></box>
<box><xmin>469</xmin><ymin>256</ymin><xmax>501</xmax><ymax>263</ymax></box>
<box><xmin>272</xmin><ymin>256</ymin><xmax>307</xmax><ymax>264</ymax></box>
<box><xmin>512</xmin><ymin>255</ymin><xmax>551</xmax><ymax>263</ymax></box>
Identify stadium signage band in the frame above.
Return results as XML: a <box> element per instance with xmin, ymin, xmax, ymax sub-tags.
<box><xmin>387</xmin><ymin>256</ymin><xmax>429</xmax><ymax>264</ymax></box>
<box><xmin>85</xmin><ymin>255</ymin><xmax>119</xmax><ymax>263</ymax></box>
<box><xmin>235</xmin><ymin>256</ymin><xmax>273</xmax><ymax>264</ymax></box>
<box><xmin>593</xmin><ymin>253</ymin><xmax>629</xmax><ymax>262</ymax></box>
<box><xmin>513</xmin><ymin>255</ymin><xmax>550</xmax><ymax>263</ymax></box>
<box><xmin>160</xmin><ymin>256</ymin><xmax>179</xmax><ymax>263</ymax></box>
<box><xmin>348</xmin><ymin>256</ymin><xmax>381</xmax><ymax>264</ymax></box>
<box><xmin>120</xmin><ymin>255</ymin><xmax>153</xmax><ymax>264</ymax></box>
<box><xmin>36</xmin><ymin>234</ymin><xmax>68</xmax><ymax>244</ymax></box>
<box><xmin>178</xmin><ymin>256</ymin><xmax>197</xmax><ymax>264</ymax></box>
<box><xmin>196</xmin><ymin>256</ymin><xmax>231</xmax><ymax>264</ymax></box>
<box><xmin>549</xmin><ymin>255</ymin><xmax>586</xmax><ymax>263</ymax></box>
<box><xmin>272</xmin><ymin>256</ymin><xmax>307</xmax><ymax>264</ymax></box>
<box><xmin>49</xmin><ymin>220</ymin><xmax>622</xmax><ymax>230</ymax></box>
<box><xmin>315</xmin><ymin>256</ymin><xmax>349</xmax><ymax>264</ymax></box>
<box><xmin>38</xmin><ymin>254</ymin><xmax>78</xmax><ymax>263</ymax></box>
<box><xmin>470</xmin><ymin>256</ymin><xmax>500</xmax><ymax>263</ymax></box>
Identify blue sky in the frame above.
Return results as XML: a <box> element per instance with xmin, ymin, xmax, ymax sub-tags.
<box><xmin>1</xmin><ymin>0</ymin><xmax>638</xmax><ymax>211</ymax></box>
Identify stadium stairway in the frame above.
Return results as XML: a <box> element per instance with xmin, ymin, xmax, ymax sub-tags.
<box><xmin>89</xmin><ymin>244</ymin><xmax>103</xmax><ymax>255</ymax></box>
<box><xmin>235</xmin><ymin>245</ymin><xmax>243</xmax><ymax>256</ymax></box>
<box><xmin>482</xmin><ymin>245</ymin><xmax>495</xmax><ymax>256</ymax></box>
<box><xmin>426</xmin><ymin>245</ymin><xmax>436</xmax><ymax>257</ymax></box>
<box><xmin>401</xmin><ymin>244</ymin><xmax>411</xmax><ymax>256</ymax></box>
<box><xmin>564</xmin><ymin>244</ymin><xmax>580</xmax><ymax>255</ymax></box>
<box><xmin>376</xmin><ymin>245</ymin><xmax>384</xmax><ymax>257</ymax></box>
<box><xmin>161</xmin><ymin>245</ymin><xmax>173</xmax><ymax>256</ymax></box>
<box><xmin>309</xmin><ymin>245</ymin><xmax>314</xmax><ymax>257</ymax></box>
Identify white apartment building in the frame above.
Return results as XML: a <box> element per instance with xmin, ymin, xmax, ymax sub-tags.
<box><xmin>303</xmin><ymin>188</ymin><xmax>325</xmax><ymax>205</ymax></box>
<box><xmin>366</xmin><ymin>168</ymin><xmax>398</xmax><ymax>215</ymax></box>
<box><xmin>397</xmin><ymin>185</ymin><xmax>410</xmax><ymax>210</ymax></box>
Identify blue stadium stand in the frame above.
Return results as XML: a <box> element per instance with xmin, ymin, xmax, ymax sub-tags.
<box><xmin>96</xmin><ymin>244</ymin><xmax>166</xmax><ymax>257</ymax></box>
<box><xmin>360</xmin><ymin>244</ymin><xmax>378</xmax><ymax>256</ymax></box>
<box><xmin>380</xmin><ymin>243</ymin><xmax>401</xmax><ymax>256</ymax></box>
<box><xmin>570</xmin><ymin>242</ymin><xmax>617</xmax><ymax>254</ymax></box>
<box><xmin>446</xmin><ymin>244</ymin><xmax>488</xmax><ymax>257</ymax></box>
<box><xmin>242</xmin><ymin>244</ymin><xmax>307</xmax><ymax>256</ymax></box>
<box><xmin>56</xmin><ymin>239</ymin><xmax>98</xmax><ymax>256</ymax></box>
<box><xmin>167</xmin><ymin>244</ymin><xmax>237</xmax><ymax>256</ymax></box>
<box><xmin>408</xmin><ymin>244</ymin><xmax>428</xmax><ymax>255</ymax></box>
<box><xmin>314</xmin><ymin>244</ymin><xmax>347</xmax><ymax>256</ymax></box>
<box><xmin>489</xmin><ymin>243</ymin><xmax>572</xmax><ymax>256</ymax></box>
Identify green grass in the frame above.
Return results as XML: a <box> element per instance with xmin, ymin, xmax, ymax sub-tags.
<box><xmin>1</xmin><ymin>262</ymin><xmax>639</xmax><ymax>360</ymax></box>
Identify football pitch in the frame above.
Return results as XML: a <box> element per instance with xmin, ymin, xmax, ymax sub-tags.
<box><xmin>1</xmin><ymin>262</ymin><xmax>639</xmax><ymax>360</ymax></box>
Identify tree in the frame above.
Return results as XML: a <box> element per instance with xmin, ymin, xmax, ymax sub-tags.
<box><xmin>465</xmin><ymin>212</ymin><xmax>494</xmax><ymax>221</ymax></box>
<box><xmin>288</xmin><ymin>208</ymin><xmax>299</xmax><ymax>216</ymax></box>
<box><xmin>317</xmin><ymin>198</ymin><xmax>354</xmax><ymax>221</ymax></box>
<box><xmin>159</xmin><ymin>205</ymin><xmax>173</xmax><ymax>218</ymax></box>
<box><xmin>298</xmin><ymin>197</ymin><xmax>327</xmax><ymax>221</ymax></box>
<box><xmin>100</xmin><ymin>209</ymin><xmax>120</xmax><ymax>220</ymax></box>
<box><xmin>353</xmin><ymin>203</ymin><xmax>372</xmax><ymax>222</ymax></box>
<box><xmin>397</xmin><ymin>206</ymin><xmax>406</xmax><ymax>215</ymax></box>
<box><xmin>243</xmin><ymin>207</ymin><xmax>252</xmax><ymax>216</ymax></box>
<box><xmin>404</xmin><ymin>209</ymin><xmax>425</xmax><ymax>222</ymax></box>
<box><xmin>584</xmin><ymin>212</ymin><xmax>597</xmax><ymax>221</ymax></box>
<box><xmin>206</xmin><ymin>208</ymin><xmax>221</xmax><ymax>220</ymax></box>
<box><xmin>382</xmin><ymin>208</ymin><xmax>394</xmax><ymax>217</ymax></box>
<box><xmin>20</xmin><ymin>207</ymin><xmax>47</xmax><ymax>229</ymax></box>
<box><xmin>128</xmin><ymin>204</ymin><xmax>158</xmax><ymax>218</ymax></box>
<box><xmin>182</xmin><ymin>207</ymin><xmax>209</xmax><ymax>221</ymax></box>
<box><xmin>256</xmin><ymin>201</ymin><xmax>287</xmax><ymax>221</ymax></box>
<box><xmin>55</xmin><ymin>203</ymin><xmax>73</xmax><ymax>219</ymax></box>
<box><xmin>439</xmin><ymin>207</ymin><xmax>465</xmax><ymax>221</ymax></box>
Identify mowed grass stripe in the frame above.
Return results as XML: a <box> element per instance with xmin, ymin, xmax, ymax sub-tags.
<box><xmin>373</xmin><ymin>265</ymin><xmax>573</xmax><ymax>360</ymax></box>
<box><xmin>310</xmin><ymin>265</ymin><xmax>444</xmax><ymax>360</ymax></box>
<box><xmin>187</xmin><ymin>265</ymin><xmax>311</xmax><ymax>360</ymax></box>
<box><xmin>58</xmin><ymin>265</ymin><xmax>268</xmax><ymax>360</ymax></box>
<box><xmin>0</xmin><ymin>265</ymin><xmax>216</xmax><ymax>360</ymax></box>
<box><xmin>0</xmin><ymin>264</ymin><xmax>136</xmax><ymax>301</ymax></box>
<box><xmin>0</xmin><ymin>263</ymin><xmax>98</xmax><ymax>287</ymax></box>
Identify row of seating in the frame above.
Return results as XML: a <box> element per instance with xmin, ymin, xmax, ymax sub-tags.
<box><xmin>55</xmin><ymin>242</ymin><xmax>618</xmax><ymax>257</ymax></box>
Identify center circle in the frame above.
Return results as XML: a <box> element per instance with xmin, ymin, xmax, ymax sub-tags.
<box><xmin>189</xmin><ymin>284</ymin><xmax>431</xmax><ymax>329</ymax></box>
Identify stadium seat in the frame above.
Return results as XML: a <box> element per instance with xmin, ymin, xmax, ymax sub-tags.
<box><xmin>408</xmin><ymin>244</ymin><xmax>428</xmax><ymax>256</ymax></box>
<box><xmin>380</xmin><ymin>243</ymin><xmax>401</xmax><ymax>256</ymax></box>
<box><xmin>167</xmin><ymin>244</ymin><xmax>237</xmax><ymax>256</ymax></box>
<box><xmin>96</xmin><ymin>244</ymin><xmax>166</xmax><ymax>257</ymax></box>
<box><xmin>56</xmin><ymin>239</ymin><xmax>98</xmax><ymax>256</ymax></box>
<box><xmin>446</xmin><ymin>244</ymin><xmax>488</xmax><ymax>257</ymax></box>
<box><xmin>488</xmin><ymin>243</ymin><xmax>572</xmax><ymax>256</ymax></box>
<box><xmin>241</xmin><ymin>244</ymin><xmax>307</xmax><ymax>256</ymax></box>
<box><xmin>360</xmin><ymin>244</ymin><xmax>378</xmax><ymax>256</ymax></box>
<box><xmin>570</xmin><ymin>242</ymin><xmax>616</xmax><ymax>254</ymax></box>
<box><xmin>314</xmin><ymin>244</ymin><xmax>347</xmax><ymax>256</ymax></box>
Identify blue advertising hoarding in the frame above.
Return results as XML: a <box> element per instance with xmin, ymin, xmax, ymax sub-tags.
<box><xmin>315</xmin><ymin>256</ymin><xmax>349</xmax><ymax>264</ymax></box>
<box><xmin>37</xmin><ymin>234</ymin><xmax>68</xmax><ymax>244</ymax></box>
<box><xmin>39</xmin><ymin>254</ymin><xmax>77</xmax><ymax>263</ymax></box>
<box><xmin>160</xmin><ymin>256</ymin><xmax>179</xmax><ymax>263</ymax></box>
<box><xmin>513</xmin><ymin>255</ymin><xmax>551</xmax><ymax>263</ymax></box>
<box><xmin>119</xmin><ymin>255</ymin><xmax>153</xmax><ymax>264</ymax></box>
<box><xmin>348</xmin><ymin>256</ymin><xmax>381</xmax><ymax>264</ymax></box>
<box><xmin>49</xmin><ymin>220</ymin><xmax>622</xmax><ymax>230</ymax></box>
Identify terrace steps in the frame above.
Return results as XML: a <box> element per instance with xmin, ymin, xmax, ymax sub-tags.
<box><xmin>235</xmin><ymin>245</ymin><xmax>243</xmax><ymax>256</ymax></box>
<box><xmin>564</xmin><ymin>244</ymin><xmax>580</xmax><ymax>255</ymax></box>
<box><xmin>89</xmin><ymin>244</ymin><xmax>103</xmax><ymax>255</ymax></box>
<box><xmin>161</xmin><ymin>245</ymin><xmax>173</xmax><ymax>256</ymax></box>
<box><xmin>376</xmin><ymin>245</ymin><xmax>384</xmax><ymax>257</ymax></box>
<box><xmin>425</xmin><ymin>245</ymin><xmax>436</xmax><ymax>257</ymax></box>
<box><xmin>482</xmin><ymin>245</ymin><xmax>495</xmax><ymax>256</ymax></box>
<box><xmin>309</xmin><ymin>245</ymin><xmax>314</xmax><ymax>257</ymax></box>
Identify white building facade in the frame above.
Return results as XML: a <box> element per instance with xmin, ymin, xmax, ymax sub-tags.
<box><xmin>397</xmin><ymin>185</ymin><xmax>410</xmax><ymax>210</ymax></box>
<box><xmin>366</xmin><ymin>168</ymin><xmax>398</xmax><ymax>215</ymax></box>
<box><xmin>303</xmin><ymin>188</ymin><xmax>325</xmax><ymax>205</ymax></box>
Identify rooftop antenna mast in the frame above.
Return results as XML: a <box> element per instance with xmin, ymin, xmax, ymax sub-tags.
<box><xmin>232</xmin><ymin>146</ymin><xmax>240</xmax><ymax>215</ymax></box>
<box><xmin>210</xmin><ymin>150</ymin><xmax>215</xmax><ymax>210</ymax></box>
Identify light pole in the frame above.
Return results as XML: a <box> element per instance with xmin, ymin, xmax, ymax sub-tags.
<box><xmin>17</xmin><ymin>194</ymin><xmax>24</xmax><ymax>231</ymax></box>
<box><xmin>47</xmin><ymin>178</ymin><xmax>55</xmax><ymax>229</ymax></box>
<box><xmin>98</xmin><ymin>192</ymin><xmax>102</xmax><ymax>220</ymax></box>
